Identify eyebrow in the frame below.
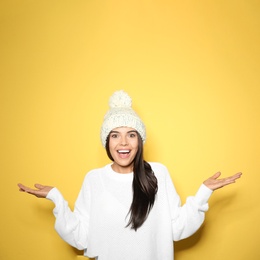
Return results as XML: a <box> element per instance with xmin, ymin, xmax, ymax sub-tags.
<box><xmin>110</xmin><ymin>130</ymin><xmax>138</xmax><ymax>134</ymax></box>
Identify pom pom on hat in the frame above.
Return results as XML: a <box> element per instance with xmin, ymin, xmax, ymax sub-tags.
<box><xmin>109</xmin><ymin>90</ymin><xmax>132</xmax><ymax>108</ymax></box>
<box><xmin>100</xmin><ymin>90</ymin><xmax>146</xmax><ymax>147</ymax></box>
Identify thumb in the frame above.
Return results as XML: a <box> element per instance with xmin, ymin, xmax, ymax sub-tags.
<box><xmin>34</xmin><ymin>183</ymin><xmax>45</xmax><ymax>189</ymax></box>
<box><xmin>211</xmin><ymin>172</ymin><xmax>221</xmax><ymax>180</ymax></box>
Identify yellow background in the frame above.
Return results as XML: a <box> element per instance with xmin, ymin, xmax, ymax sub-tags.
<box><xmin>1</xmin><ymin>0</ymin><xmax>259</xmax><ymax>259</ymax></box>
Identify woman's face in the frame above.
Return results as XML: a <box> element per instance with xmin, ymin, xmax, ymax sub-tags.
<box><xmin>108</xmin><ymin>127</ymin><xmax>139</xmax><ymax>173</ymax></box>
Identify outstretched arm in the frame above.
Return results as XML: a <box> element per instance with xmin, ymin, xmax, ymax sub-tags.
<box><xmin>17</xmin><ymin>183</ymin><xmax>53</xmax><ymax>198</ymax></box>
<box><xmin>17</xmin><ymin>181</ymin><xmax>89</xmax><ymax>250</ymax></box>
<box><xmin>203</xmin><ymin>172</ymin><xmax>242</xmax><ymax>191</ymax></box>
<box><xmin>168</xmin><ymin>169</ymin><xmax>242</xmax><ymax>241</ymax></box>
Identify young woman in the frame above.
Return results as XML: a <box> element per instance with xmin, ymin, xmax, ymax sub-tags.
<box><xmin>18</xmin><ymin>90</ymin><xmax>242</xmax><ymax>260</ymax></box>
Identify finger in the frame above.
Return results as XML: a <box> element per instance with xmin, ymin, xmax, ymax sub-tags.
<box><xmin>211</xmin><ymin>172</ymin><xmax>221</xmax><ymax>180</ymax></box>
<box><xmin>225</xmin><ymin>172</ymin><xmax>242</xmax><ymax>182</ymax></box>
<box><xmin>234</xmin><ymin>172</ymin><xmax>242</xmax><ymax>178</ymax></box>
<box><xmin>17</xmin><ymin>183</ymin><xmax>29</xmax><ymax>192</ymax></box>
<box><xmin>18</xmin><ymin>184</ymin><xmax>37</xmax><ymax>194</ymax></box>
<box><xmin>17</xmin><ymin>183</ymin><xmax>25</xmax><ymax>189</ymax></box>
<box><xmin>220</xmin><ymin>173</ymin><xmax>242</xmax><ymax>186</ymax></box>
<box><xmin>34</xmin><ymin>183</ymin><xmax>45</xmax><ymax>189</ymax></box>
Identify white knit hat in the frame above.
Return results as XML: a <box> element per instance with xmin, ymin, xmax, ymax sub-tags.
<box><xmin>100</xmin><ymin>90</ymin><xmax>146</xmax><ymax>147</ymax></box>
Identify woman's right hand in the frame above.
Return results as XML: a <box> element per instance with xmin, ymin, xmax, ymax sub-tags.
<box><xmin>17</xmin><ymin>183</ymin><xmax>53</xmax><ymax>198</ymax></box>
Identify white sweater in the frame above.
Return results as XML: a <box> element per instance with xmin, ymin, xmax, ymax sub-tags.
<box><xmin>47</xmin><ymin>162</ymin><xmax>213</xmax><ymax>260</ymax></box>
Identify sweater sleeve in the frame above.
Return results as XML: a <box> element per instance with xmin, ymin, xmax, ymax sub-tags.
<box><xmin>46</xmin><ymin>176</ymin><xmax>90</xmax><ymax>250</ymax></box>
<box><xmin>164</xmin><ymin>169</ymin><xmax>213</xmax><ymax>241</ymax></box>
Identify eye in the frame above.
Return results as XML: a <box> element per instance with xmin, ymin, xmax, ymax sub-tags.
<box><xmin>129</xmin><ymin>132</ymin><xmax>137</xmax><ymax>138</ymax></box>
<box><xmin>110</xmin><ymin>133</ymin><xmax>119</xmax><ymax>138</ymax></box>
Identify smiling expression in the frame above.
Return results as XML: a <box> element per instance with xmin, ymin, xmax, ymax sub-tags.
<box><xmin>108</xmin><ymin>127</ymin><xmax>139</xmax><ymax>173</ymax></box>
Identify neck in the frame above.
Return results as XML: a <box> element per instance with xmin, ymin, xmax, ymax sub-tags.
<box><xmin>111</xmin><ymin>163</ymin><xmax>133</xmax><ymax>174</ymax></box>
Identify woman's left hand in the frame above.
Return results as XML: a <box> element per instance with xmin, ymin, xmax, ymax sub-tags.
<box><xmin>203</xmin><ymin>172</ymin><xmax>242</xmax><ymax>191</ymax></box>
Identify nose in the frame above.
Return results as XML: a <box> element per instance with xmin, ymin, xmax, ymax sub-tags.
<box><xmin>120</xmin><ymin>135</ymin><xmax>128</xmax><ymax>146</ymax></box>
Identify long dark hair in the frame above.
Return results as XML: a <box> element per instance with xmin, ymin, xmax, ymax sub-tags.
<box><xmin>106</xmin><ymin>132</ymin><xmax>158</xmax><ymax>230</ymax></box>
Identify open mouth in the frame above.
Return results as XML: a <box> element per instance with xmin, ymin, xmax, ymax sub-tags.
<box><xmin>117</xmin><ymin>150</ymin><xmax>131</xmax><ymax>159</ymax></box>
<box><xmin>117</xmin><ymin>150</ymin><xmax>130</xmax><ymax>155</ymax></box>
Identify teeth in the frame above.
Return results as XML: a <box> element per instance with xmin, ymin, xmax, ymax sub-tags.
<box><xmin>118</xmin><ymin>150</ymin><xmax>130</xmax><ymax>153</ymax></box>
